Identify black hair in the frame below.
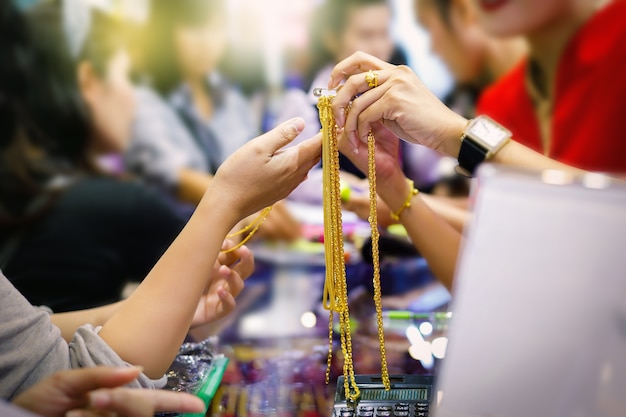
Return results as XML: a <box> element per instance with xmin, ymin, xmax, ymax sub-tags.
<box><xmin>306</xmin><ymin>0</ymin><xmax>391</xmax><ymax>89</ymax></box>
<box><xmin>140</xmin><ymin>0</ymin><xmax>227</xmax><ymax>95</ymax></box>
<box><xmin>0</xmin><ymin>0</ymin><xmax>128</xmax><ymax>226</ymax></box>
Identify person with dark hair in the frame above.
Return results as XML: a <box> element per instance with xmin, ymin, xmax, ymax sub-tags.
<box><xmin>0</xmin><ymin>1</ymin><xmax>194</xmax><ymax>312</ymax></box>
<box><xmin>0</xmin><ymin>0</ymin><xmax>321</xmax><ymax>401</ymax></box>
<box><xmin>415</xmin><ymin>0</ymin><xmax>526</xmax><ymax>118</ymax></box>
<box><xmin>125</xmin><ymin>0</ymin><xmax>302</xmax><ymax>241</ymax></box>
<box><xmin>324</xmin><ymin>0</ymin><xmax>626</xmax><ymax>288</ymax></box>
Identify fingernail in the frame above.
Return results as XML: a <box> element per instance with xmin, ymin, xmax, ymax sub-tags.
<box><xmin>290</xmin><ymin>118</ymin><xmax>304</xmax><ymax>135</ymax></box>
<box><xmin>337</xmin><ymin>108</ymin><xmax>345</xmax><ymax>128</ymax></box>
<box><xmin>349</xmin><ymin>132</ymin><xmax>359</xmax><ymax>154</ymax></box>
<box><xmin>89</xmin><ymin>391</ymin><xmax>111</xmax><ymax>408</ymax></box>
<box><xmin>66</xmin><ymin>411</ymin><xmax>82</xmax><ymax>417</ymax></box>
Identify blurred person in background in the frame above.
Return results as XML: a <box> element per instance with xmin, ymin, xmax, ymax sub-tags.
<box><xmin>416</xmin><ymin>0</ymin><xmax>526</xmax><ymax>119</ymax></box>
<box><xmin>0</xmin><ymin>0</ymin><xmax>322</xmax><ymax>400</ymax></box>
<box><xmin>342</xmin><ymin>0</ymin><xmax>527</xmax><ymax>230</ymax></box>
<box><xmin>280</xmin><ymin>0</ymin><xmax>437</xmax><ymax>205</ymax></box>
<box><xmin>127</xmin><ymin>0</ymin><xmax>302</xmax><ymax>241</ymax></box>
<box><xmin>326</xmin><ymin>0</ymin><xmax>626</xmax><ymax>289</ymax></box>
<box><xmin>0</xmin><ymin>0</ymin><xmax>252</xmax><ymax>312</ymax></box>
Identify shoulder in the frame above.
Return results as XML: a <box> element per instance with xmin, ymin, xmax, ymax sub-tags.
<box><xmin>565</xmin><ymin>0</ymin><xmax>626</xmax><ymax>67</ymax></box>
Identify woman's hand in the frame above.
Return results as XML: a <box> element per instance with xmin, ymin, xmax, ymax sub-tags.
<box><xmin>329</xmin><ymin>51</ymin><xmax>468</xmax><ymax>158</ymax></box>
<box><xmin>210</xmin><ymin>118</ymin><xmax>322</xmax><ymax>223</ymax></box>
<box><xmin>12</xmin><ymin>367</ymin><xmax>205</xmax><ymax>417</ymax></box>
<box><xmin>190</xmin><ymin>242</ymin><xmax>254</xmax><ymax>327</ymax></box>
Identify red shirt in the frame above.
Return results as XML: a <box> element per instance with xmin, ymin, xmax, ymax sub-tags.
<box><xmin>476</xmin><ymin>0</ymin><xmax>626</xmax><ymax>174</ymax></box>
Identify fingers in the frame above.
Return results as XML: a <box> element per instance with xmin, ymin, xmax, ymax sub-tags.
<box><xmin>328</xmin><ymin>51</ymin><xmax>393</xmax><ymax>89</ymax></box>
<box><xmin>216</xmin><ymin>286</ymin><xmax>237</xmax><ymax>313</ymax></box>
<box><xmin>286</xmin><ymin>132</ymin><xmax>323</xmax><ymax>172</ymax></box>
<box><xmin>81</xmin><ymin>388</ymin><xmax>205</xmax><ymax>417</ymax></box>
<box><xmin>230</xmin><ymin>245</ymin><xmax>254</xmax><ymax>280</ymax></box>
<box><xmin>55</xmin><ymin>367</ymin><xmax>142</xmax><ymax>397</ymax></box>
<box><xmin>218</xmin><ymin>264</ymin><xmax>245</xmax><ymax>297</ymax></box>
<box><xmin>259</xmin><ymin>117</ymin><xmax>305</xmax><ymax>153</ymax></box>
<box><xmin>332</xmin><ymin>68</ymin><xmax>395</xmax><ymax>128</ymax></box>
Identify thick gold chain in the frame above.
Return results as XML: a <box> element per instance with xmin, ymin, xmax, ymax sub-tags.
<box><xmin>317</xmin><ymin>95</ymin><xmax>390</xmax><ymax>400</ymax></box>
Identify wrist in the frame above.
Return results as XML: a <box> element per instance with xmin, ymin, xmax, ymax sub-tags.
<box><xmin>390</xmin><ymin>179</ymin><xmax>419</xmax><ymax>221</ymax></box>
<box><xmin>378</xmin><ymin>171</ymin><xmax>414</xmax><ymax>215</ymax></box>
<box><xmin>439</xmin><ymin>115</ymin><xmax>469</xmax><ymax>159</ymax></box>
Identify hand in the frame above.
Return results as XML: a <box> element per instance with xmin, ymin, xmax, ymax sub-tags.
<box><xmin>12</xmin><ymin>367</ymin><xmax>204</xmax><ymax>417</ymax></box>
<box><xmin>191</xmin><ymin>242</ymin><xmax>254</xmax><ymax>327</ymax></box>
<box><xmin>211</xmin><ymin>118</ymin><xmax>322</xmax><ymax>222</ymax></box>
<box><xmin>337</xmin><ymin>121</ymin><xmax>403</xmax><ymax>184</ymax></box>
<box><xmin>328</xmin><ymin>52</ymin><xmax>468</xmax><ymax>158</ymax></box>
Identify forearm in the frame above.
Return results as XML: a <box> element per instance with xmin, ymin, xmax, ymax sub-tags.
<box><xmin>420</xmin><ymin>194</ymin><xmax>469</xmax><ymax>233</ymax></box>
<box><xmin>50</xmin><ymin>301</ymin><xmax>124</xmax><ymax>342</ymax></box>
<box><xmin>440</xmin><ymin>116</ymin><xmax>582</xmax><ymax>173</ymax></box>
<box><xmin>97</xmin><ymin>193</ymin><xmax>236</xmax><ymax>378</ymax></box>
<box><xmin>379</xmin><ymin>173</ymin><xmax>461</xmax><ymax>291</ymax></box>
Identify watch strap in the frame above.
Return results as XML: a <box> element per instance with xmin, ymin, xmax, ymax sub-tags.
<box><xmin>457</xmin><ymin>135</ymin><xmax>487</xmax><ymax>177</ymax></box>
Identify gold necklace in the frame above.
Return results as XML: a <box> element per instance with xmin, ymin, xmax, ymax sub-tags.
<box><xmin>221</xmin><ymin>206</ymin><xmax>273</xmax><ymax>253</ymax></box>
<box><xmin>317</xmin><ymin>94</ymin><xmax>390</xmax><ymax>402</ymax></box>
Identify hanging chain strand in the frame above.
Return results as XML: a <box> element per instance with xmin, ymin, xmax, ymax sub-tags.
<box><xmin>318</xmin><ymin>96</ymin><xmax>359</xmax><ymax>402</ymax></box>
<box><xmin>222</xmin><ymin>206</ymin><xmax>273</xmax><ymax>253</ymax></box>
<box><xmin>317</xmin><ymin>93</ymin><xmax>390</xmax><ymax>399</ymax></box>
<box><xmin>367</xmin><ymin>130</ymin><xmax>390</xmax><ymax>391</ymax></box>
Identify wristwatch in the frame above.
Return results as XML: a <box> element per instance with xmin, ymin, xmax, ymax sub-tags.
<box><xmin>456</xmin><ymin>115</ymin><xmax>511</xmax><ymax>177</ymax></box>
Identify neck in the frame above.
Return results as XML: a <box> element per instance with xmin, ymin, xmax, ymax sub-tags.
<box><xmin>484</xmin><ymin>37</ymin><xmax>528</xmax><ymax>81</ymax></box>
<box><xmin>526</xmin><ymin>0</ymin><xmax>609</xmax><ymax>98</ymax></box>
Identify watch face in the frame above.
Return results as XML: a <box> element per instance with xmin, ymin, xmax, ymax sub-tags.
<box><xmin>467</xmin><ymin>116</ymin><xmax>511</xmax><ymax>148</ymax></box>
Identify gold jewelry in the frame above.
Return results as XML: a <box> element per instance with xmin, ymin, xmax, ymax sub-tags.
<box><xmin>317</xmin><ymin>94</ymin><xmax>390</xmax><ymax>400</ymax></box>
<box><xmin>365</xmin><ymin>70</ymin><xmax>379</xmax><ymax>88</ymax></box>
<box><xmin>221</xmin><ymin>206</ymin><xmax>273</xmax><ymax>253</ymax></box>
<box><xmin>390</xmin><ymin>179</ymin><xmax>419</xmax><ymax>221</ymax></box>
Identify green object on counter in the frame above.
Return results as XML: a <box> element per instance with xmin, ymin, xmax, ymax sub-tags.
<box><xmin>383</xmin><ymin>310</ymin><xmax>452</xmax><ymax>320</ymax></box>
<box><xmin>340</xmin><ymin>182</ymin><xmax>351</xmax><ymax>202</ymax></box>
<box><xmin>183</xmin><ymin>356</ymin><xmax>229</xmax><ymax>417</ymax></box>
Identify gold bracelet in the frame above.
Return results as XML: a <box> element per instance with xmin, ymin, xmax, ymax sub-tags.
<box><xmin>390</xmin><ymin>179</ymin><xmax>418</xmax><ymax>221</ymax></box>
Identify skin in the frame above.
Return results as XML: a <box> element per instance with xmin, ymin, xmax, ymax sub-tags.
<box><xmin>79</xmin><ymin>49</ymin><xmax>136</xmax><ymax>154</ymax></box>
<box><xmin>97</xmin><ymin>118</ymin><xmax>321</xmax><ymax>378</ymax></box>
<box><xmin>415</xmin><ymin>0</ymin><xmax>527</xmax><ymax>86</ymax></box>
<box><xmin>49</xmin><ymin>243</ymin><xmax>254</xmax><ymax>342</ymax></box>
<box><xmin>12</xmin><ymin>367</ymin><xmax>205</xmax><ymax>417</ymax></box>
<box><xmin>324</xmin><ymin>51</ymin><xmax>582</xmax><ymax>289</ymax></box>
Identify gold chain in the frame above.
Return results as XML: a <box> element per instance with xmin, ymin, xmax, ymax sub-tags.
<box><xmin>367</xmin><ymin>131</ymin><xmax>390</xmax><ymax>390</ymax></box>
<box><xmin>317</xmin><ymin>95</ymin><xmax>390</xmax><ymax>400</ymax></box>
<box><xmin>221</xmin><ymin>206</ymin><xmax>273</xmax><ymax>253</ymax></box>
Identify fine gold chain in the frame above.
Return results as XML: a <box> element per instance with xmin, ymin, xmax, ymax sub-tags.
<box><xmin>221</xmin><ymin>206</ymin><xmax>273</xmax><ymax>253</ymax></box>
<box><xmin>367</xmin><ymin>131</ymin><xmax>390</xmax><ymax>390</ymax></box>
<box><xmin>317</xmin><ymin>95</ymin><xmax>390</xmax><ymax>400</ymax></box>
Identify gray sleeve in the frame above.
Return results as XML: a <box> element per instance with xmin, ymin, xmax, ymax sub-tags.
<box><xmin>124</xmin><ymin>87</ymin><xmax>208</xmax><ymax>188</ymax></box>
<box><xmin>0</xmin><ymin>273</ymin><xmax>166</xmax><ymax>401</ymax></box>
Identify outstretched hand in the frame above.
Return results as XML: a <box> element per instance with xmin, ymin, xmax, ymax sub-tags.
<box><xmin>210</xmin><ymin>117</ymin><xmax>322</xmax><ymax>223</ymax></box>
<box><xmin>12</xmin><ymin>367</ymin><xmax>205</xmax><ymax>417</ymax></box>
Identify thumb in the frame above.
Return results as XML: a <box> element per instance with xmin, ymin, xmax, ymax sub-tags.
<box><xmin>260</xmin><ymin>117</ymin><xmax>305</xmax><ymax>152</ymax></box>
